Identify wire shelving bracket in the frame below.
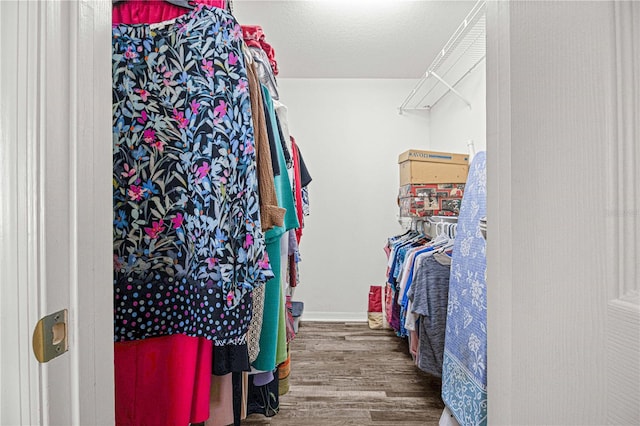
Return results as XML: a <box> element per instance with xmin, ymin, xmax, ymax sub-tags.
<box><xmin>399</xmin><ymin>0</ymin><xmax>486</xmax><ymax>114</ymax></box>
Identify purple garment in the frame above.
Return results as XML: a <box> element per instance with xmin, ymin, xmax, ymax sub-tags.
<box><xmin>389</xmin><ymin>290</ymin><xmax>402</xmax><ymax>333</ymax></box>
<box><xmin>252</xmin><ymin>371</ymin><xmax>274</xmax><ymax>387</ymax></box>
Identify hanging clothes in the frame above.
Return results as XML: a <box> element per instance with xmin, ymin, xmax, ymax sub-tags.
<box><xmin>251</xmin><ymin>85</ymin><xmax>299</xmax><ymax>372</ymax></box>
<box><xmin>442</xmin><ymin>151</ymin><xmax>487</xmax><ymax>426</ymax></box>
<box><xmin>273</xmin><ymin>101</ymin><xmax>292</xmax><ymax>153</ymax></box>
<box><xmin>246</xmin><ymin>58</ymin><xmax>285</xmax><ymax>232</ymax></box>
<box><xmin>241</xmin><ymin>25</ymin><xmax>279</xmax><ymax>76</ymax></box>
<box><xmin>290</xmin><ymin>137</ymin><xmax>305</xmax><ymax>244</ymax></box>
<box><xmin>246</xmin><ymin>46</ymin><xmax>279</xmax><ymax>100</ymax></box>
<box><xmin>112</xmin><ymin>6</ymin><xmax>274</xmax><ymax>425</ymax></box>
<box><xmin>114</xmin><ymin>334</ymin><xmax>212</xmax><ymax>425</ymax></box>
<box><xmin>407</xmin><ymin>252</ymin><xmax>451</xmax><ymax>377</ymax></box>
<box><xmin>112</xmin><ymin>0</ymin><xmax>226</xmax><ymax>24</ymax></box>
<box><xmin>112</xmin><ymin>5</ymin><xmax>272</xmax><ymax>344</ymax></box>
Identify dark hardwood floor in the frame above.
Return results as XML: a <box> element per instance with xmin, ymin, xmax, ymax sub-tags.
<box><xmin>242</xmin><ymin>321</ymin><xmax>444</xmax><ymax>425</ymax></box>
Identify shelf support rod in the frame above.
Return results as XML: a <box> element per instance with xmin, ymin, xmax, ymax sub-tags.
<box><xmin>398</xmin><ymin>73</ymin><xmax>428</xmax><ymax>114</ymax></box>
<box><xmin>429</xmin><ymin>71</ymin><xmax>472</xmax><ymax>109</ymax></box>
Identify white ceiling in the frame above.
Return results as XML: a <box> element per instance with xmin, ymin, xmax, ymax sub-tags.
<box><xmin>233</xmin><ymin>0</ymin><xmax>477</xmax><ymax>79</ymax></box>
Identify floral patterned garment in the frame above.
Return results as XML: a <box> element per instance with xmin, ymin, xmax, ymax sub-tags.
<box><xmin>112</xmin><ymin>6</ymin><xmax>273</xmax><ymax>345</ymax></box>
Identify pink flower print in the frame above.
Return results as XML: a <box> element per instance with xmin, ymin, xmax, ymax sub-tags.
<box><xmin>171</xmin><ymin>213</ymin><xmax>184</xmax><ymax>229</ymax></box>
<box><xmin>143</xmin><ymin>129</ymin><xmax>156</xmax><ymax>144</ymax></box>
<box><xmin>127</xmin><ymin>184</ymin><xmax>145</xmax><ymax>201</ymax></box>
<box><xmin>121</xmin><ymin>163</ymin><xmax>136</xmax><ymax>178</ymax></box>
<box><xmin>243</xmin><ymin>234</ymin><xmax>254</xmax><ymax>249</ymax></box>
<box><xmin>195</xmin><ymin>161</ymin><xmax>210</xmax><ymax>181</ymax></box>
<box><xmin>113</xmin><ymin>254</ymin><xmax>123</xmax><ymax>271</ymax></box>
<box><xmin>231</xmin><ymin>25</ymin><xmax>242</xmax><ymax>41</ymax></box>
<box><xmin>144</xmin><ymin>220</ymin><xmax>165</xmax><ymax>239</ymax></box>
<box><xmin>226</xmin><ymin>291</ymin><xmax>234</xmax><ymax>307</ymax></box>
<box><xmin>228</xmin><ymin>52</ymin><xmax>238</xmax><ymax>66</ymax></box>
<box><xmin>237</xmin><ymin>79</ymin><xmax>248</xmax><ymax>94</ymax></box>
<box><xmin>135</xmin><ymin>89</ymin><xmax>149</xmax><ymax>102</ymax></box>
<box><xmin>214</xmin><ymin>100</ymin><xmax>227</xmax><ymax>118</ymax></box>
<box><xmin>205</xmin><ymin>257</ymin><xmax>218</xmax><ymax>270</ymax></box>
<box><xmin>243</xmin><ymin>141</ymin><xmax>254</xmax><ymax>156</ymax></box>
<box><xmin>201</xmin><ymin>59</ymin><xmax>214</xmax><ymax>78</ymax></box>
<box><xmin>150</xmin><ymin>139</ymin><xmax>166</xmax><ymax>152</ymax></box>
<box><xmin>137</xmin><ymin>110</ymin><xmax>148</xmax><ymax>125</ymax></box>
<box><xmin>219</xmin><ymin>168</ymin><xmax>230</xmax><ymax>185</ymax></box>
<box><xmin>257</xmin><ymin>255</ymin><xmax>270</xmax><ymax>270</ymax></box>
<box><xmin>176</xmin><ymin>21</ymin><xmax>188</xmax><ymax>34</ymax></box>
<box><xmin>162</xmin><ymin>70</ymin><xmax>173</xmax><ymax>86</ymax></box>
<box><xmin>190</xmin><ymin>100</ymin><xmax>200</xmax><ymax>115</ymax></box>
<box><xmin>124</xmin><ymin>46</ymin><xmax>138</xmax><ymax>60</ymax></box>
<box><xmin>172</xmin><ymin>109</ymin><xmax>189</xmax><ymax>129</ymax></box>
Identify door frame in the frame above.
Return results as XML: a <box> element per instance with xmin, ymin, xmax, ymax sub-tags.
<box><xmin>0</xmin><ymin>1</ymin><xmax>114</xmax><ymax>424</ymax></box>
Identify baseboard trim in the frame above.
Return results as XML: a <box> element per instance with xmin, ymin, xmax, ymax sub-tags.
<box><xmin>301</xmin><ymin>311</ymin><xmax>368</xmax><ymax>322</ymax></box>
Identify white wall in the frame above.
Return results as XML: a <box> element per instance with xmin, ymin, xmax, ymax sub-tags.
<box><xmin>428</xmin><ymin>63</ymin><xmax>486</xmax><ymax>154</ymax></box>
<box><xmin>277</xmin><ymin>78</ymin><xmax>429</xmax><ymax>321</ymax></box>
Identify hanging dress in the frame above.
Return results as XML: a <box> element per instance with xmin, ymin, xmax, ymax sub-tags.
<box><xmin>112</xmin><ymin>6</ymin><xmax>272</xmax><ymax>424</ymax></box>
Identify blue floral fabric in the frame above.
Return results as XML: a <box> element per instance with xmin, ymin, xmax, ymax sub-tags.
<box><xmin>442</xmin><ymin>151</ymin><xmax>487</xmax><ymax>425</ymax></box>
<box><xmin>112</xmin><ymin>6</ymin><xmax>272</xmax><ymax>345</ymax></box>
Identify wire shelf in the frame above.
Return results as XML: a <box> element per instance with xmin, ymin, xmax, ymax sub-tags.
<box><xmin>399</xmin><ymin>0</ymin><xmax>486</xmax><ymax>113</ymax></box>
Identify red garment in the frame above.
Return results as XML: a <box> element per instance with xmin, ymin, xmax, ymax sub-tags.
<box><xmin>290</xmin><ymin>137</ymin><xmax>304</xmax><ymax>244</ymax></box>
<box><xmin>115</xmin><ymin>334</ymin><xmax>213</xmax><ymax>425</ymax></box>
<box><xmin>112</xmin><ymin>0</ymin><xmax>226</xmax><ymax>25</ymax></box>
<box><xmin>288</xmin><ymin>253</ymin><xmax>297</xmax><ymax>288</ymax></box>
<box><xmin>241</xmin><ymin>25</ymin><xmax>279</xmax><ymax>76</ymax></box>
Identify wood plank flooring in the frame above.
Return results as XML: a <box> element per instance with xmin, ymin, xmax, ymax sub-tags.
<box><xmin>242</xmin><ymin>321</ymin><xmax>444</xmax><ymax>425</ymax></box>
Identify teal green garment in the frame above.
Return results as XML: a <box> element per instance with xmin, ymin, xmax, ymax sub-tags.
<box><xmin>275</xmin><ymin>274</ymin><xmax>288</xmax><ymax>365</ymax></box>
<box><xmin>252</xmin><ymin>85</ymin><xmax>299</xmax><ymax>372</ymax></box>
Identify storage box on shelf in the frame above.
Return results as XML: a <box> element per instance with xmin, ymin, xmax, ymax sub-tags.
<box><xmin>398</xmin><ymin>149</ymin><xmax>469</xmax><ymax>186</ymax></box>
<box><xmin>397</xmin><ymin>150</ymin><xmax>468</xmax><ymax>218</ymax></box>
<box><xmin>398</xmin><ymin>183</ymin><xmax>465</xmax><ymax>217</ymax></box>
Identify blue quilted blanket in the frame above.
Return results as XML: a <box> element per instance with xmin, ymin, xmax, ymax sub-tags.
<box><xmin>442</xmin><ymin>151</ymin><xmax>487</xmax><ymax>426</ymax></box>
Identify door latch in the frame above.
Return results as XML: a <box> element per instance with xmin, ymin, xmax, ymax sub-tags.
<box><xmin>32</xmin><ymin>309</ymin><xmax>68</xmax><ymax>363</ymax></box>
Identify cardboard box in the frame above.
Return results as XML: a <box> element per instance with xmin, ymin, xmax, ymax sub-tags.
<box><xmin>398</xmin><ymin>183</ymin><xmax>465</xmax><ymax>218</ymax></box>
<box><xmin>398</xmin><ymin>150</ymin><xmax>469</xmax><ymax>165</ymax></box>
<box><xmin>399</xmin><ymin>183</ymin><xmax>465</xmax><ymax>198</ymax></box>
<box><xmin>398</xmin><ymin>149</ymin><xmax>469</xmax><ymax>185</ymax></box>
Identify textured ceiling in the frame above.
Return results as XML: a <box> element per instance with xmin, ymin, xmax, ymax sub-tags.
<box><xmin>233</xmin><ymin>0</ymin><xmax>477</xmax><ymax>79</ymax></box>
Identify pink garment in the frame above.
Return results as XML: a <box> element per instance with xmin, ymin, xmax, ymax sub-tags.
<box><xmin>112</xmin><ymin>0</ymin><xmax>226</xmax><ymax>25</ymax></box>
<box><xmin>114</xmin><ymin>334</ymin><xmax>213</xmax><ymax>425</ymax></box>
<box><xmin>290</xmin><ymin>137</ymin><xmax>304</xmax><ymax>244</ymax></box>
<box><xmin>385</xmin><ymin>284</ymin><xmax>395</xmax><ymax>331</ymax></box>
<box><xmin>241</xmin><ymin>25</ymin><xmax>279</xmax><ymax>76</ymax></box>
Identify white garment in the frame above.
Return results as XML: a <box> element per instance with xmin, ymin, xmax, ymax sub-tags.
<box><xmin>273</xmin><ymin>100</ymin><xmax>292</xmax><ymax>153</ymax></box>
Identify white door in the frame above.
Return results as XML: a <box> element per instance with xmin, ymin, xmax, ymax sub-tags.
<box><xmin>0</xmin><ymin>1</ymin><xmax>114</xmax><ymax>424</ymax></box>
<box><xmin>487</xmin><ymin>1</ymin><xmax>640</xmax><ymax>424</ymax></box>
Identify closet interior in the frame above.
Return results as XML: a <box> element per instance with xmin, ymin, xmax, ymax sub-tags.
<box><xmin>3</xmin><ymin>0</ymin><xmax>639</xmax><ymax>425</ymax></box>
<box><xmin>110</xmin><ymin>0</ymin><xmax>486</xmax><ymax>424</ymax></box>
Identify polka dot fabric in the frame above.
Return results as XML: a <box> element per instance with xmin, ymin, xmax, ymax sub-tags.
<box><xmin>112</xmin><ymin>6</ymin><xmax>272</xmax><ymax>344</ymax></box>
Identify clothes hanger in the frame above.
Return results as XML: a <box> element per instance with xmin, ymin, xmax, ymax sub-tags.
<box><xmin>430</xmin><ymin>221</ymin><xmax>448</xmax><ymax>246</ymax></box>
<box><xmin>112</xmin><ymin>0</ymin><xmax>195</xmax><ymax>10</ymax></box>
<box><xmin>433</xmin><ymin>222</ymin><xmax>456</xmax><ymax>253</ymax></box>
